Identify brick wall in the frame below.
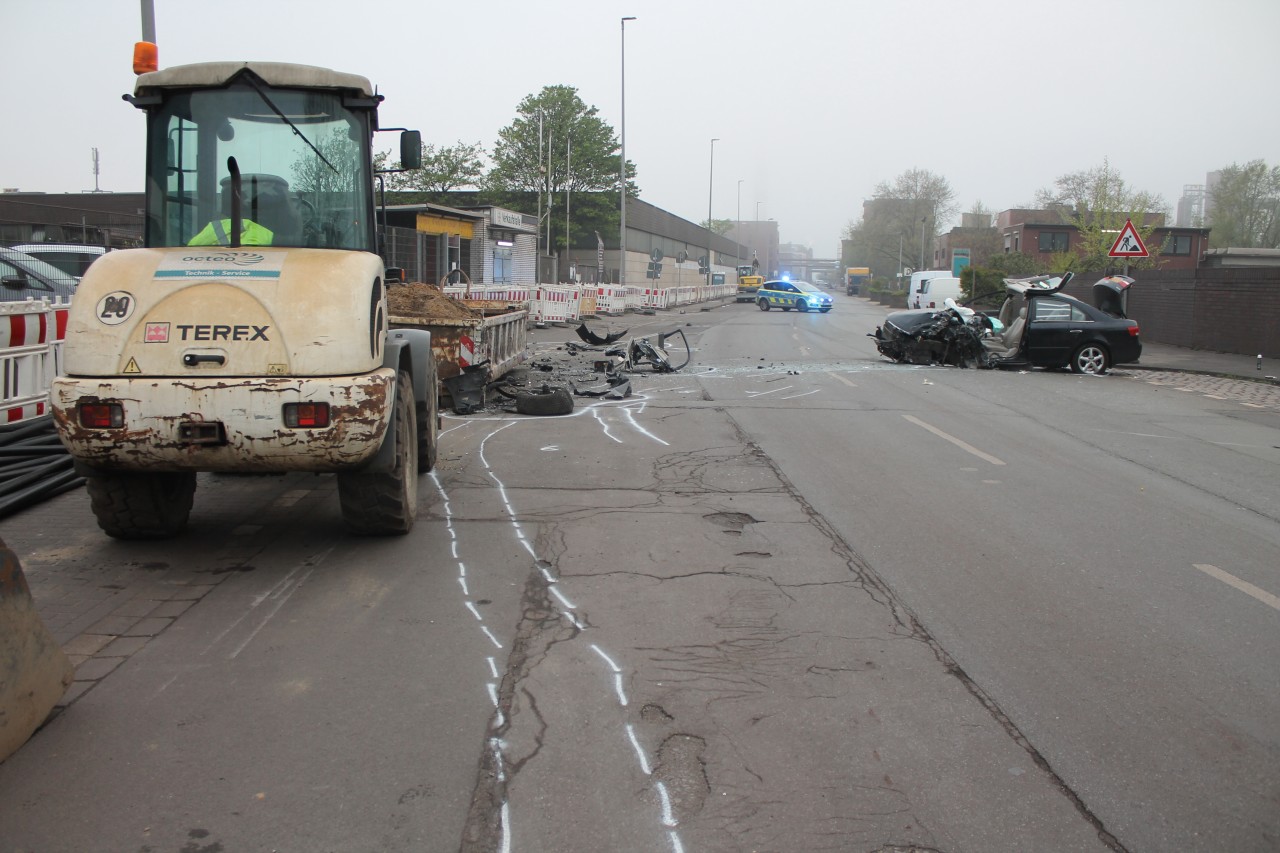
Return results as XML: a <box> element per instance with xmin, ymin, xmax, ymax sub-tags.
<box><xmin>1062</xmin><ymin>268</ymin><xmax>1280</xmax><ymax>356</ymax></box>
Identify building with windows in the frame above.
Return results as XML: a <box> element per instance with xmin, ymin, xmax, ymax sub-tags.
<box><xmin>995</xmin><ymin>209</ymin><xmax>1210</xmax><ymax>271</ymax></box>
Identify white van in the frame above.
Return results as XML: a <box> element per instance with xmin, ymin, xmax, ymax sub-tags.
<box><xmin>909</xmin><ymin>272</ymin><xmax>962</xmax><ymax>309</ymax></box>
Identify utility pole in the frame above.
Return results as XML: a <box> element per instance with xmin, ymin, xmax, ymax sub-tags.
<box><xmin>707</xmin><ymin>137</ymin><xmax>718</xmax><ymax>287</ymax></box>
<box><xmin>620</xmin><ymin>16</ymin><xmax>636</xmax><ymax>287</ymax></box>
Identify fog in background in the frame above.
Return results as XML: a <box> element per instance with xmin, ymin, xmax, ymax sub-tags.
<box><xmin>6</xmin><ymin>0</ymin><xmax>1278</xmax><ymax>255</ymax></box>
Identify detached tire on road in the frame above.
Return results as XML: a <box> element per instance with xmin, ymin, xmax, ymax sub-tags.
<box><xmin>338</xmin><ymin>370</ymin><xmax>418</xmax><ymax>535</ymax></box>
<box><xmin>515</xmin><ymin>386</ymin><xmax>574</xmax><ymax>416</ymax></box>
<box><xmin>86</xmin><ymin>471</ymin><xmax>197</xmax><ymax>539</ymax></box>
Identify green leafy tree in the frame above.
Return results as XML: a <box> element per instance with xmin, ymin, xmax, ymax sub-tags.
<box><xmin>1035</xmin><ymin>159</ymin><xmax>1166</xmax><ymax>271</ymax></box>
<box><xmin>1207</xmin><ymin>160</ymin><xmax>1280</xmax><ymax>248</ymax></box>
<box><xmin>699</xmin><ymin>218</ymin><xmax>735</xmax><ymax>235</ymax></box>
<box><xmin>484</xmin><ymin>85</ymin><xmax>638</xmax><ymax>252</ymax></box>
<box><xmin>375</xmin><ymin>141</ymin><xmax>486</xmax><ymax>203</ymax></box>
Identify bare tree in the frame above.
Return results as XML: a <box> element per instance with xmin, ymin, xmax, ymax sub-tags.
<box><xmin>1035</xmin><ymin>159</ymin><xmax>1166</xmax><ymax>271</ymax></box>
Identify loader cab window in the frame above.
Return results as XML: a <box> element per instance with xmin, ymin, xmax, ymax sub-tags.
<box><xmin>144</xmin><ymin>80</ymin><xmax>376</xmax><ymax>252</ymax></box>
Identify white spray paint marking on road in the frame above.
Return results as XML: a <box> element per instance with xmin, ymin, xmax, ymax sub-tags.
<box><xmin>463</xmin><ymin>417</ymin><xmax>684</xmax><ymax>851</ymax></box>
<box><xmin>746</xmin><ymin>385</ymin><xmax>793</xmax><ymax>398</ymax></box>
<box><xmin>780</xmin><ymin>389</ymin><xmax>820</xmax><ymax>400</ymax></box>
<box><xmin>1194</xmin><ymin>564</ymin><xmax>1280</xmax><ymax>611</ymax></box>
<box><xmin>903</xmin><ymin>414</ymin><xmax>1006</xmax><ymax>466</ymax></box>
<box><xmin>465</xmin><ymin>600</ymin><xmax>484</xmax><ymax>621</ymax></box>
<box><xmin>487</xmin><ymin>656</ymin><xmax>500</xmax><ymax>679</ymax></box>
<box><xmin>592</xmin><ymin>408</ymin><xmax>624</xmax><ymax>443</ymax></box>
<box><xmin>621</xmin><ymin>405</ymin><xmax>670</xmax><ymax>445</ymax></box>
<box><xmin>459</xmin><ymin>576</ymin><xmax>470</xmax><ymax>596</ymax></box>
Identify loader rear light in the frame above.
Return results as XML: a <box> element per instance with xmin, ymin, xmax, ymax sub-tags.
<box><xmin>79</xmin><ymin>402</ymin><xmax>124</xmax><ymax>429</ymax></box>
<box><xmin>283</xmin><ymin>402</ymin><xmax>330</xmax><ymax>429</ymax></box>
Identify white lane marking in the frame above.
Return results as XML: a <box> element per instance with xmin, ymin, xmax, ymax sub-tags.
<box><xmin>826</xmin><ymin>371</ymin><xmax>858</xmax><ymax>387</ymax></box>
<box><xmin>903</xmin><ymin>414</ymin><xmax>1006</xmax><ymax>466</ymax></box>
<box><xmin>1193</xmin><ymin>564</ymin><xmax>1280</xmax><ymax>611</ymax></box>
<box><xmin>780</xmin><ymin>389</ymin><xmax>820</xmax><ymax>400</ymax></box>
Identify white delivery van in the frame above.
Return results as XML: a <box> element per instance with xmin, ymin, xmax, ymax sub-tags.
<box><xmin>909</xmin><ymin>271</ymin><xmax>962</xmax><ymax>309</ymax></box>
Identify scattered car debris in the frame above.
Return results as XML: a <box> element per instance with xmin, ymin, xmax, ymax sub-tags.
<box><xmin>576</xmin><ymin>323</ymin><xmax>628</xmax><ymax>346</ymax></box>
<box><xmin>485</xmin><ymin>325</ymin><xmax>692</xmax><ymax>416</ymax></box>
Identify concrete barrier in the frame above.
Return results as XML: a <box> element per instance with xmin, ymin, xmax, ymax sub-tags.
<box><xmin>1</xmin><ymin>537</ymin><xmax>73</xmax><ymax>761</ymax></box>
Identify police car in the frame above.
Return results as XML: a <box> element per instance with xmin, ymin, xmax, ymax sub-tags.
<box><xmin>756</xmin><ymin>279</ymin><xmax>834</xmax><ymax>313</ymax></box>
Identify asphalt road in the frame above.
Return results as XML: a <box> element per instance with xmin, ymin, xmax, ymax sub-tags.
<box><xmin>0</xmin><ymin>295</ymin><xmax>1276</xmax><ymax>852</ymax></box>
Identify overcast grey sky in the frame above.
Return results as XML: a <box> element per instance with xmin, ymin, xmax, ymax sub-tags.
<box><xmin>6</xmin><ymin>0</ymin><xmax>1278</xmax><ymax>255</ymax></box>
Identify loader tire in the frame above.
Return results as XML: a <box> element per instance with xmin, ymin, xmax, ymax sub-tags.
<box><xmin>338</xmin><ymin>370</ymin><xmax>417</xmax><ymax>535</ymax></box>
<box><xmin>416</xmin><ymin>354</ymin><xmax>440</xmax><ymax>473</ymax></box>
<box><xmin>85</xmin><ymin>471</ymin><xmax>197</xmax><ymax>540</ymax></box>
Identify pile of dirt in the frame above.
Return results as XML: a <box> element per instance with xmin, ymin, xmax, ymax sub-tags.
<box><xmin>387</xmin><ymin>282</ymin><xmax>481</xmax><ymax>321</ymax></box>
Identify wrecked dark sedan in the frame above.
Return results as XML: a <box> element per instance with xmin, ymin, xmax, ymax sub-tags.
<box><xmin>871</xmin><ymin>273</ymin><xmax>1141</xmax><ymax>374</ymax></box>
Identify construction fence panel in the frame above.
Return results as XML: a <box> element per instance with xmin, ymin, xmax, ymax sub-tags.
<box><xmin>1</xmin><ymin>300</ymin><xmax>70</xmax><ymax>424</ymax></box>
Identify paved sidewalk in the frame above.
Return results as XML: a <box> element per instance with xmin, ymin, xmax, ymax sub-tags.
<box><xmin>1134</xmin><ymin>341</ymin><xmax>1279</xmax><ymax>385</ymax></box>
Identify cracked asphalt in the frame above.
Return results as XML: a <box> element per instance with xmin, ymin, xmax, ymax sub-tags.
<box><xmin>1</xmin><ymin>297</ymin><xmax>1275</xmax><ymax>852</ymax></box>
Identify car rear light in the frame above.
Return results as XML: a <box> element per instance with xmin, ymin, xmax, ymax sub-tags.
<box><xmin>1128</xmin><ymin>325</ymin><xmax>1141</xmax><ymax>337</ymax></box>
<box><xmin>283</xmin><ymin>402</ymin><xmax>330</xmax><ymax>428</ymax></box>
<box><xmin>79</xmin><ymin>402</ymin><xmax>124</xmax><ymax>429</ymax></box>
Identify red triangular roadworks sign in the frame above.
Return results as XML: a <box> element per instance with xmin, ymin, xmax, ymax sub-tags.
<box><xmin>1108</xmin><ymin>218</ymin><xmax>1149</xmax><ymax>258</ymax></box>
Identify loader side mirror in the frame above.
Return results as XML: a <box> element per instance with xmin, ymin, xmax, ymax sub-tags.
<box><xmin>400</xmin><ymin>131</ymin><xmax>421</xmax><ymax>170</ymax></box>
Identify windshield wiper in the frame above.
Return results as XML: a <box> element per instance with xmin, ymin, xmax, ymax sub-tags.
<box><xmin>244</xmin><ymin>76</ymin><xmax>338</xmax><ymax>175</ymax></box>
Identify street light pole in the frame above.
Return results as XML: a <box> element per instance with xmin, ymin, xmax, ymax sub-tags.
<box><xmin>736</xmin><ymin>179</ymin><xmax>743</xmax><ymax>266</ymax></box>
<box><xmin>707</xmin><ymin>137</ymin><xmax>718</xmax><ymax>287</ymax></box>
<box><xmin>619</xmin><ymin>16</ymin><xmax>635</xmax><ymax>288</ymax></box>
<box><xmin>920</xmin><ymin>216</ymin><xmax>928</xmax><ymax>271</ymax></box>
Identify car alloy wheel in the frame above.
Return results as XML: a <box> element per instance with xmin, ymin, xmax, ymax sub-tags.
<box><xmin>1071</xmin><ymin>343</ymin><xmax>1109</xmax><ymax>375</ymax></box>
<box><xmin>758</xmin><ymin>299</ymin><xmax>770</xmax><ymax>311</ymax></box>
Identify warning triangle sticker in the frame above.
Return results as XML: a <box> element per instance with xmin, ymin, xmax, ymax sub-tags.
<box><xmin>1108</xmin><ymin>219</ymin><xmax>1149</xmax><ymax>258</ymax></box>
<box><xmin>123</xmin><ymin>357</ymin><xmax>141</xmax><ymax>374</ymax></box>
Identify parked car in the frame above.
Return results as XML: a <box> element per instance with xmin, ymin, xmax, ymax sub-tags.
<box><xmin>756</xmin><ymin>279</ymin><xmax>834</xmax><ymax>313</ymax></box>
<box><xmin>0</xmin><ymin>247</ymin><xmax>79</xmax><ymax>302</ymax></box>
<box><xmin>9</xmin><ymin>244</ymin><xmax>107</xmax><ymax>280</ymax></box>
<box><xmin>870</xmin><ymin>273</ymin><xmax>1141</xmax><ymax>374</ymax></box>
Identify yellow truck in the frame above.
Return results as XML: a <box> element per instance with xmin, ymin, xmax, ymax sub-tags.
<box><xmin>736</xmin><ymin>264</ymin><xmax>765</xmax><ymax>303</ymax></box>
<box><xmin>845</xmin><ymin>267</ymin><xmax>871</xmax><ymax>296</ymax></box>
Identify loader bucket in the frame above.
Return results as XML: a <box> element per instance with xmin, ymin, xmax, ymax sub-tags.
<box><xmin>1</xmin><ymin>537</ymin><xmax>73</xmax><ymax>761</ymax></box>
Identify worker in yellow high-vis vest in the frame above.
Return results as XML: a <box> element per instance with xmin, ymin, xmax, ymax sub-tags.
<box><xmin>187</xmin><ymin>218</ymin><xmax>274</xmax><ymax>246</ymax></box>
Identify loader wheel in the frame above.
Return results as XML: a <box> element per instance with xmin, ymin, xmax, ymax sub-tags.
<box><xmin>86</xmin><ymin>471</ymin><xmax>197</xmax><ymax>540</ymax></box>
<box><xmin>338</xmin><ymin>370</ymin><xmax>417</xmax><ymax>535</ymax></box>
<box><xmin>758</xmin><ymin>299</ymin><xmax>770</xmax><ymax>311</ymax></box>
<box><xmin>416</xmin><ymin>356</ymin><xmax>440</xmax><ymax>473</ymax></box>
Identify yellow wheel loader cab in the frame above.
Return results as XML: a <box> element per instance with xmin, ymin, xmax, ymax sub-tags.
<box><xmin>52</xmin><ymin>61</ymin><xmax>435</xmax><ymax>538</ymax></box>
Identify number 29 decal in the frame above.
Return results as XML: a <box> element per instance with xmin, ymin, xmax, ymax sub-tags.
<box><xmin>95</xmin><ymin>291</ymin><xmax>136</xmax><ymax>326</ymax></box>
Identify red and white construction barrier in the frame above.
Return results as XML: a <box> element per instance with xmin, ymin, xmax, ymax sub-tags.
<box><xmin>1</xmin><ymin>300</ymin><xmax>69</xmax><ymax>424</ymax></box>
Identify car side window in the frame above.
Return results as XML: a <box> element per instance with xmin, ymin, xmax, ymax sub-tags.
<box><xmin>1033</xmin><ymin>299</ymin><xmax>1072</xmax><ymax>322</ymax></box>
<box><xmin>1071</xmin><ymin>305</ymin><xmax>1090</xmax><ymax>322</ymax></box>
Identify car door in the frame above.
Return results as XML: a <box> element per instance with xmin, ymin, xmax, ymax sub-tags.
<box><xmin>1025</xmin><ymin>296</ymin><xmax>1088</xmax><ymax>366</ymax></box>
